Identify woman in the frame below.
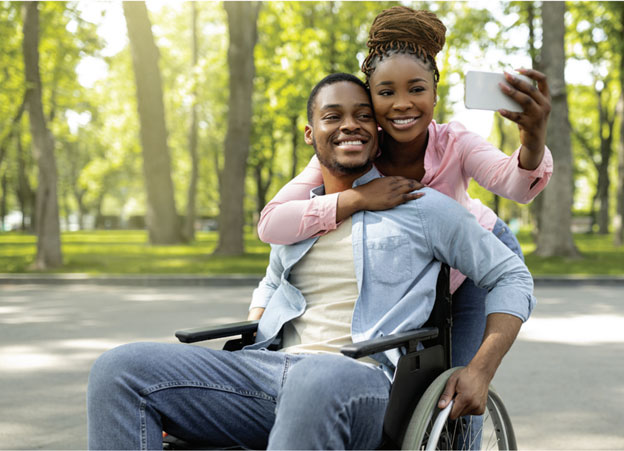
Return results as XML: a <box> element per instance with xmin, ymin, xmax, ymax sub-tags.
<box><xmin>255</xmin><ymin>6</ymin><xmax>552</xmax><ymax>370</ymax></box>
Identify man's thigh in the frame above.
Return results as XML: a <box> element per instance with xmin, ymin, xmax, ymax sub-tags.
<box><xmin>96</xmin><ymin>343</ymin><xmax>294</xmax><ymax>448</ymax></box>
<box><xmin>155</xmin><ymin>346</ymin><xmax>292</xmax><ymax>447</ymax></box>
<box><xmin>269</xmin><ymin>354</ymin><xmax>391</xmax><ymax>450</ymax></box>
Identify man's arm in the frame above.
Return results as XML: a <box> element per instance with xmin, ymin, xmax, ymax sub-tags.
<box><xmin>247</xmin><ymin>245</ymin><xmax>283</xmax><ymax>319</ymax></box>
<box><xmin>437</xmin><ymin>313</ymin><xmax>522</xmax><ymax>419</ymax></box>
<box><xmin>415</xmin><ymin>189</ymin><xmax>534</xmax><ymax>418</ymax></box>
<box><xmin>247</xmin><ymin>307</ymin><xmax>265</xmax><ymax>321</ymax></box>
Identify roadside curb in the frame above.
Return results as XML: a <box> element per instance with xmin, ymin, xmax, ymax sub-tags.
<box><xmin>532</xmin><ymin>276</ymin><xmax>624</xmax><ymax>286</ymax></box>
<box><xmin>2</xmin><ymin>274</ymin><xmax>624</xmax><ymax>286</ymax></box>
<box><xmin>0</xmin><ymin>274</ymin><xmax>263</xmax><ymax>287</ymax></box>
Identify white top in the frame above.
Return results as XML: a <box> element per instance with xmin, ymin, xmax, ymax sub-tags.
<box><xmin>281</xmin><ymin>217</ymin><xmax>376</xmax><ymax>365</ymax></box>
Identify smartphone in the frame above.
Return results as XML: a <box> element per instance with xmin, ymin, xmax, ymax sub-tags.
<box><xmin>464</xmin><ymin>71</ymin><xmax>532</xmax><ymax>113</ymax></box>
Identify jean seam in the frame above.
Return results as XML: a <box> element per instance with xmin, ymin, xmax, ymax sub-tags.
<box><xmin>139</xmin><ymin>397</ymin><xmax>147</xmax><ymax>451</ymax></box>
<box><xmin>139</xmin><ymin>381</ymin><xmax>275</xmax><ymax>402</ymax></box>
<box><xmin>280</xmin><ymin>354</ymin><xmax>292</xmax><ymax>388</ymax></box>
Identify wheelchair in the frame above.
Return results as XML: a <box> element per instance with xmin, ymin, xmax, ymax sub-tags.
<box><xmin>164</xmin><ymin>265</ymin><xmax>517</xmax><ymax>450</ymax></box>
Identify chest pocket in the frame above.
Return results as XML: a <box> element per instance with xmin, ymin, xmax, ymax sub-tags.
<box><xmin>365</xmin><ymin>236</ymin><xmax>414</xmax><ymax>285</ymax></box>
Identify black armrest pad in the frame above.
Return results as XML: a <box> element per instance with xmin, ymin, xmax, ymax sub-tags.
<box><xmin>175</xmin><ymin>320</ymin><xmax>259</xmax><ymax>344</ymax></box>
<box><xmin>340</xmin><ymin>327</ymin><xmax>439</xmax><ymax>359</ymax></box>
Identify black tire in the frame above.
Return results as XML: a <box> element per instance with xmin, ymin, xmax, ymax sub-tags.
<box><xmin>401</xmin><ymin>368</ymin><xmax>517</xmax><ymax>450</ymax></box>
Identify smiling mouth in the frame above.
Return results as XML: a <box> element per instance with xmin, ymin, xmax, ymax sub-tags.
<box><xmin>336</xmin><ymin>140</ymin><xmax>364</xmax><ymax>146</ymax></box>
<box><xmin>391</xmin><ymin>118</ymin><xmax>417</xmax><ymax>125</ymax></box>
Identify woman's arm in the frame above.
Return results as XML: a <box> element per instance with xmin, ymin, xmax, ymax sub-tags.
<box><xmin>258</xmin><ymin>155</ymin><xmax>424</xmax><ymax>244</ymax></box>
<box><xmin>257</xmin><ymin>156</ymin><xmax>331</xmax><ymax>244</ymax></box>
<box><xmin>455</xmin><ymin>69</ymin><xmax>553</xmax><ymax>203</ymax></box>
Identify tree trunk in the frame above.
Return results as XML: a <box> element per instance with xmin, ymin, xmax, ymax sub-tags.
<box><xmin>1</xmin><ymin>172</ymin><xmax>7</xmax><ymax>231</ymax></box>
<box><xmin>22</xmin><ymin>1</ymin><xmax>63</xmax><ymax>269</ymax></box>
<box><xmin>123</xmin><ymin>1</ymin><xmax>182</xmax><ymax>245</ymax></box>
<box><xmin>183</xmin><ymin>2</ymin><xmax>200</xmax><ymax>242</ymax></box>
<box><xmin>214</xmin><ymin>1</ymin><xmax>260</xmax><ymax>255</ymax></box>
<box><xmin>534</xmin><ymin>2</ymin><xmax>579</xmax><ymax>258</ymax></box>
<box><xmin>595</xmin><ymin>87</ymin><xmax>614</xmax><ymax>234</ymax></box>
<box><xmin>16</xmin><ymin>129</ymin><xmax>34</xmax><ymax>232</ymax></box>
<box><xmin>494</xmin><ymin>114</ymin><xmax>506</xmax><ymax>217</ymax></box>
<box><xmin>290</xmin><ymin>115</ymin><xmax>298</xmax><ymax>179</ymax></box>
<box><xmin>615</xmin><ymin>5</ymin><xmax>624</xmax><ymax>246</ymax></box>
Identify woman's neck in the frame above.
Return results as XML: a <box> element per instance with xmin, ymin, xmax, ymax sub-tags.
<box><xmin>376</xmin><ymin>131</ymin><xmax>429</xmax><ymax>179</ymax></box>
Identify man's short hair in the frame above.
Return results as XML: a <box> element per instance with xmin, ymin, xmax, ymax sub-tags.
<box><xmin>306</xmin><ymin>73</ymin><xmax>370</xmax><ymax>123</ymax></box>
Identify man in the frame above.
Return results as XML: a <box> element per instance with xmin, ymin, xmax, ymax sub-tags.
<box><xmin>87</xmin><ymin>73</ymin><xmax>534</xmax><ymax>450</ymax></box>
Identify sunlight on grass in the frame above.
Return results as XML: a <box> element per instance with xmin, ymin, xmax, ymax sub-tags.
<box><xmin>1</xmin><ymin>229</ymin><xmax>623</xmax><ymax>276</ymax></box>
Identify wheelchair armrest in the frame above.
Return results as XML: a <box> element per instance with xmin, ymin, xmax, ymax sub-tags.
<box><xmin>340</xmin><ymin>327</ymin><xmax>439</xmax><ymax>359</ymax></box>
<box><xmin>175</xmin><ymin>320</ymin><xmax>259</xmax><ymax>344</ymax></box>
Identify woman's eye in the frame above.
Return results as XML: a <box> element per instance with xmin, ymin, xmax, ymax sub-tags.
<box><xmin>411</xmin><ymin>86</ymin><xmax>425</xmax><ymax>93</ymax></box>
<box><xmin>378</xmin><ymin>90</ymin><xmax>392</xmax><ymax>96</ymax></box>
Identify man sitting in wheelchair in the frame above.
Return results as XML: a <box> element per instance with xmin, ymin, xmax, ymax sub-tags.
<box><xmin>87</xmin><ymin>73</ymin><xmax>535</xmax><ymax>450</ymax></box>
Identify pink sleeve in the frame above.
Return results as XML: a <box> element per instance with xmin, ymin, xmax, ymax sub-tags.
<box><xmin>257</xmin><ymin>155</ymin><xmax>339</xmax><ymax>244</ymax></box>
<box><xmin>453</xmin><ymin>124</ymin><xmax>553</xmax><ymax>204</ymax></box>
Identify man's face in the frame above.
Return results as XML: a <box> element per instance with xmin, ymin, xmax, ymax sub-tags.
<box><xmin>305</xmin><ymin>81</ymin><xmax>378</xmax><ymax>175</ymax></box>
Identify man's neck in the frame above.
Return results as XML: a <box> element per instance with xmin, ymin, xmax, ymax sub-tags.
<box><xmin>320</xmin><ymin>165</ymin><xmax>371</xmax><ymax>194</ymax></box>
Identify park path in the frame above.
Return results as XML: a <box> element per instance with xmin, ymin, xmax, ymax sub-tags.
<box><xmin>0</xmin><ymin>281</ymin><xmax>623</xmax><ymax>449</ymax></box>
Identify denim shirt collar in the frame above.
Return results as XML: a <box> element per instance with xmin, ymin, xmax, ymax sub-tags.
<box><xmin>309</xmin><ymin>166</ymin><xmax>382</xmax><ymax>199</ymax></box>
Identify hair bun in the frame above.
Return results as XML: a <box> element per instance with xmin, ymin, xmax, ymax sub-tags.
<box><xmin>367</xmin><ymin>6</ymin><xmax>446</xmax><ymax>59</ymax></box>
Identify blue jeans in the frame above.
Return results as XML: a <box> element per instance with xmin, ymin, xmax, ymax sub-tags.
<box><xmin>451</xmin><ymin>218</ymin><xmax>524</xmax><ymax>447</ymax></box>
<box><xmin>87</xmin><ymin>343</ymin><xmax>390</xmax><ymax>450</ymax></box>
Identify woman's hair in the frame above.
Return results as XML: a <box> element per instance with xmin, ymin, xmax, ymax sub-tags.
<box><xmin>361</xmin><ymin>6</ymin><xmax>446</xmax><ymax>84</ymax></box>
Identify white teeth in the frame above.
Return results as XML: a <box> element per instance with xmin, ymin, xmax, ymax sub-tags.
<box><xmin>392</xmin><ymin>118</ymin><xmax>415</xmax><ymax>124</ymax></box>
<box><xmin>338</xmin><ymin>140</ymin><xmax>363</xmax><ymax>146</ymax></box>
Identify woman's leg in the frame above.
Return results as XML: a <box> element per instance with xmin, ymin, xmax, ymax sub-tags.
<box><xmin>452</xmin><ymin>217</ymin><xmax>524</xmax><ymax>366</ymax></box>
<box><xmin>87</xmin><ymin>343</ymin><xmax>294</xmax><ymax>450</ymax></box>
<box><xmin>451</xmin><ymin>218</ymin><xmax>524</xmax><ymax>448</ymax></box>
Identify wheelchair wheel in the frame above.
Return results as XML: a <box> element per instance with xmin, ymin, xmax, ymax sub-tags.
<box><xmin>401</xmin><ymin>368</ymin><xmax>517</xmax><ymax>450</ymax></box>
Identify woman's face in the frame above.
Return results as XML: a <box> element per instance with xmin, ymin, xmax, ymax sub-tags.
<box><xmin>368</xmin><ymin>53</ymin><xmax>436</xmax><ymax>146</ymax></box>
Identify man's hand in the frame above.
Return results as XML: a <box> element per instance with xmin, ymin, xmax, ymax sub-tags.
<box><xmin>247</xmin><ymin>307</ymin><xmax>265</xmax><ymax>321</ymax></box>
<box><xmin>438</xmin><ymin>313</ymin><xmax>523</xmax><ymax>420</ymax></box>
<box><xmin>437</xmin><ymin>366</ymin><xmax>490</xmax><ymax>419</ymax></box>
<box><xmin>337</xmin><ymin>176</ymin><xmax>424</xmax><ymax>222</ymax></box>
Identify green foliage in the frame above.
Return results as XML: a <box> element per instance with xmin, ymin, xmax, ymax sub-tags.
<box><xmin>0</xmin><ymin>1</ymin><xmax>621</xmax><ymax>259</ymax></box>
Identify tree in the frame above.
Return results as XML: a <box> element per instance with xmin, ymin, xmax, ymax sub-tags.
<box><xmin>534</xmin><ymin>2</ymin><xmax>579</xmax><ymax>257</ymax></box>
<box><xmin>22</xmin><ymin>1</ymin><xmax>63</xmax><ymax>269</ymax></box>
<box><xmin>214</xmin><ymin>1</ymin><xmax>261</xmax><ymax>255</ymax></box>
<box><xmin>123</xmin><ymin>1</ymin><xmax>182</xmax><ymax>244</ymax></box>
<box><xmin>182</xmin><ymin>2</ymin><xmax>200</xmax><ymax>242</ymax></box>
<box><xmin>610</xmin><ymin>3</ymin><xmax>624</xmax><ymax>246</ymax></box>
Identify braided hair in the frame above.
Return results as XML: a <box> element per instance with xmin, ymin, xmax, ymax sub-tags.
<box><xmin>361</xmin><ymin>6</ymin><xmax>446</xmax><ymax>84</ymax></box>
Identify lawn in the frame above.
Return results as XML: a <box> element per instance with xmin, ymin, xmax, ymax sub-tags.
<box><xmin>1</xmin><ymin>229</ymin><xmax>623</xmax><ymax>276</ymax></box>
<box><xmin>0</xmin><ymin>230</ymin><xmax>271</xmax><ymax>275</ymax></box>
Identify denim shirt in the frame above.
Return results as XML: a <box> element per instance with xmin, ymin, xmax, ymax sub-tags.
<box><xmin>248</xmin><ymin>167</ymin><xmax>535</xmax><ymax>371</ymax></box>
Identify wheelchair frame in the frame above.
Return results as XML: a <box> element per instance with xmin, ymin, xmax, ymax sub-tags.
<box><xmin>170</xmin><ymin>264</ymin><xmax>517</xmax><ymax>450</ymax></box>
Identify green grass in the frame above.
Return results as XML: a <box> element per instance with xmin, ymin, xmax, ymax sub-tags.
<box><xmin>517</xmin><ymin>230</ymin><xmax>624</xmax><ymax>276</ymax></box>
<box><xmin>0</xmin><ymin>230</ymin><xmax>271</xmax><ymax>275</ymax></box>
<box><xmin>1</xmin><ymin>229</ymin><xmax>623</xmax><ymax>276</ymax></box>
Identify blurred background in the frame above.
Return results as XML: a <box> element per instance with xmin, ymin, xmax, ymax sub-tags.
<box><xmin>1</xmin><ymin>1</ymin><xmax>623</xmax><ymax>276</ymax></box>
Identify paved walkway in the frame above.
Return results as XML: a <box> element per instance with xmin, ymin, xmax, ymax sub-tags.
<box><xmin>0</xmin><ymin>281</ymin><xmax>622</xmax><ymax>449</ymax></box>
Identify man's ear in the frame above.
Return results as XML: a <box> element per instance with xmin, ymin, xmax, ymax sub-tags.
<box><xmin>304</xmin><ymin>124</ymin><xmax>314</xmax><ymax>145</ymax></box>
